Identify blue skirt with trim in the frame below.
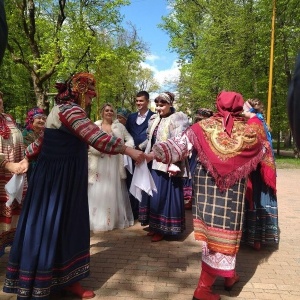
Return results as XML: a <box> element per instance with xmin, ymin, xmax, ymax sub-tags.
<box><xmin>3</xmin><ymin>128</ymin><xmax>90</xmax><ymax>299</ymax></box>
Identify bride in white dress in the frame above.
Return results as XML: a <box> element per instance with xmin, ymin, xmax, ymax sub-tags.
<box><xmin>88</xmin><ymin>103</ymin><xmax>134</xmax><ymax>232</ymax></box>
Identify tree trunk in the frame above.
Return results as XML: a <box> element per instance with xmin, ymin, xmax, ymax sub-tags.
<box><xmin>32</xmin><ymin>73</ymin><xmax>49</xmax><ymax>114</ymax></box>
<box><xmin>283</xmin><ymin>130</ymin><xmax>292</xmax><ymax>148</ymax></box>
<box><xmin>276</xmin><ymin>130</ymin><xmax>281</xmax><ymax>156</ymax></box>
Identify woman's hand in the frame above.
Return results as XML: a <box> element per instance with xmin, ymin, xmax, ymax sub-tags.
<box><xmin>124</xmin><ymin>147</ymin><xmax>145</xmax><ymax>165</ymax></box>
<box><xmin>5</xmin><ymin>159</ymin><xmax>28</xmax><ymax>174</ymax></box>
<box><xmin>5</xmin><ymin>162</ymin><xmax>21</xmax><ymax>174</ymax></box>
<box><xmin>144</xmin><ymin>152</ymin><xmax>155</xmax><ymax>164</ymax></box>
<box><xmin>18</xmin><ymin>158</ymin><xmax>29</xmax><ymax>173</ymax></box>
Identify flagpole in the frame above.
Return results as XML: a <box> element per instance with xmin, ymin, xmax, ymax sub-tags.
<box><xmin>267</xmin><ymin>0</ymin><xmax>276</xmax><ymax>126</ymax></box>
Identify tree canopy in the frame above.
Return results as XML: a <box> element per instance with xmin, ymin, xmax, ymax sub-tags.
<box><xmin>161</xmin><ymin>0</ymin><xmax>300</xmax><ymax>141</ymax></box>
<box><xmin>1</xmin><ymin>0</ymin><xmax>300</xmax><ymax>149</ymax></box>
<box><xmin>0</xmin><ymin>0</ymin><xmax>160</xmax><ymax>122</ymax></box>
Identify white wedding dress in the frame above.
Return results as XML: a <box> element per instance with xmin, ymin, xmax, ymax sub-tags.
<box><xmin>88</xmin><ymin>120</ymin><xmax>134</xmax><ymax>232</ymax></box>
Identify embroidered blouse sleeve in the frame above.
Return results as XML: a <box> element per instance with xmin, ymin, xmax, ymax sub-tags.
<box><xmin>58</xmin><ymin>104</ymin><xmax>125</xmax><ymax>154</ymax></box>
<box><xmin>25</xmin><ymin>132</ymin><xmax>44</xmax><ymax>160</ymax></box>
<box><xmin>152</xmin><ymin>128</ymin><xmax>192</xmax><ymax>164</ymax></box>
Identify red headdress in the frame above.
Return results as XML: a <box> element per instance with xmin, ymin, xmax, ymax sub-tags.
<box><xmin>25</xmin><ymin>107</ymin><xmax>45</xmax><ymax>130</ymax></box>
<box><xmin>55</xmin><ymin>72</ymin><xmax>96</xmax><ymax>108</ymax></box>
<box><xmin>188</xmin><ymin>91</ymin><xmax>262</xmax><ymax>190</ymax></box>
<box><xmin>215</xmin><ymin>91</ymin><xmax>244</xmax><ymax>136</ymax></box>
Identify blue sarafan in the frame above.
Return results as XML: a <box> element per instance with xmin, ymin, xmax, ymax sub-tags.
<box><xmin>288</xmin><ymin>53</ymin><xmax>300</xmax><ymax>149</ymax></box>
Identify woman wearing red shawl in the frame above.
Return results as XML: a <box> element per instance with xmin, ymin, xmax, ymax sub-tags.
<box><xmin>3</xmin><ymin>72</ymin><xmax>144</xmax><ymax>300</ymax></box>
<box><xmin>183</xmin><ymin>108</ymin><xmax>214</xmax><ymax>210</ymax></box>
<box><xmin>146</xmin><ymin>91</ymin><xmax>263</xmax><ymax>300</ymax></box>
<box><xmin>242</xmin><ymin>99</ymin><xmax>279</xmax><ymax>250</ymax></box>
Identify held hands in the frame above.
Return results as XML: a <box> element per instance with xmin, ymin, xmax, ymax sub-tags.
<box><xmin>124</xmin><ymin>147</ymin><xmax>145</xmax><ymax>165</ymax></box>
<box><xmin>19</xmin><ymin>158</ymin><xmax>29</xmax><ymax>173</ymax></box>
<box><xmin>5</xmin><ymin>159</ymin><xmax>28</xmax><ymax>174</ymax></box>
<box><xmin>5</xmin><ymin>162</ymin><xmax>21</xmax><ymax>174</ymax></box>
<box><xmin>7</xmin><ymin>158</ymin><xmax>29</xmax><ymax>174</ymax></box>
<box><xmin>144</xmin><ymin>152</ymin><xmax>155</xmax><ymax>164</ymax></box>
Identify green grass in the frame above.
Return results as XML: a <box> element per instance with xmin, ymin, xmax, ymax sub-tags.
<box><xmin>272</xmin><ymin>142</ymin><xmax>294</xmax><ymax>151</ymax></box>
<box><xmin>275</xmin><ymin>155</ymin><xmax>300</xmax><ymax>169</ymax></box>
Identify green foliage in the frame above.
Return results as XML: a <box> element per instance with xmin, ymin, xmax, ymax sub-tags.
<box><xmin>162</xmin><ymin>0</ymin><xmax>300</xmax><ymax>137</ymax></box>
<box><xmin>1</xmin><ymin>0</ymin><xmax>158</xmax><ymax>116</ymax></box>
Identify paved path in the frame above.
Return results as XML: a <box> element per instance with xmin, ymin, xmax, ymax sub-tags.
<box><xmin>0</xmin><ymin>169</ymin><xmax>299</xmax><ymax>300</ymax></box>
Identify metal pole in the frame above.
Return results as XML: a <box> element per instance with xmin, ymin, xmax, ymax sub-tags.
<box><xmin>267</xmin><ymin>0</ymin><xmax>276</xmax><ymax>126</ymax></box>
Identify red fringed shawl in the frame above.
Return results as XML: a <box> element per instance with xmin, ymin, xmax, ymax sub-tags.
<box><xmin>188</xmin><ymin>117</ymin><xmax>264</xmax><ymax>191</ymax></box>
<box><xmin>246</xmin><ymin>116</ymin><xmax>276</xmax><ymax>193</ymax></box>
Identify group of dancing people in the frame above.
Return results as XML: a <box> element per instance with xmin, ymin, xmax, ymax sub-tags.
<box><xmin>0</xmin><ymin>71</ymin><xmax>279</xmax><ymax>300</ymax></box>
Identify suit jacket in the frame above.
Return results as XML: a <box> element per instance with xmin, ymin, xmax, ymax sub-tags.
<box><xmin>126</xmin><ymin>110</ymin><xmax>155</xmax><ymax>148</ymax></box>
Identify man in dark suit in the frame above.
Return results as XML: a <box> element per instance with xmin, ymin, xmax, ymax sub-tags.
<box><xmin>126</xmin><ymin>91</ymin><xmax>154</xmax><ymax>149</ymax></box>
<box><xmin>126</xmin><ymin>91</ymin><xmax>155</xmax><ymax>220</ymax></box>
<box><xmin>0</xmin><ymin>0</ymin><xmax>8</xmax><ymax>64</ymax></box>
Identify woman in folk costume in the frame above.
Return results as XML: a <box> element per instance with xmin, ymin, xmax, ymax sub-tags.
<box><xmin>22</xmin><ymin>107</ymin><xmax>46</xmax><ymax>179</ymax></box>
<box><xmin>0</xmin><ymin>91</ymin><xmax>27</xmax><ymax>257</ymax></box>
<box><xmin>242</xmin><ymin>99</ymin><xmax>279</xmax><ymax>250</ymax></box>
<box><xmin>139</xmin><ymin>92</ymin><xmax>190</xmax><ymax>242</ymax></box>
<box><xmin>3</xmin><ymin>72</ymin><xmax>144</xmax><ymax>300</ymax></box>
<box><xmin>22</xmin><ymin>107</ymin><xmax>46</xmax><ymax>147</ymax></box>
<box><xmin>88</xmin><ymin>103</ymin><xmax>134</xmax><ymax>232</ymax></box>
<box><xmin>183</xmin><ymin>108</ymin><xmax>214</xmax><ymax>210</ymax></box>
<box><xmin>146</xmin><ymin>91</ymin><xmax>264</xmax><ymax>299</ymax></box>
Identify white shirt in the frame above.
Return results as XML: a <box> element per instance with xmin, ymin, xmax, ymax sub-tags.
<box><xmin>136</xmin><ymin>110</ymin><xmax>149</xmax><ymax>125</ymax></box>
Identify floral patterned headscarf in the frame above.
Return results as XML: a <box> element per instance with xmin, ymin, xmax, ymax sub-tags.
<box><xmin>25</xmin><ymin>107</ymin><xmax>45</xmax><ymax>130</ymax></box>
